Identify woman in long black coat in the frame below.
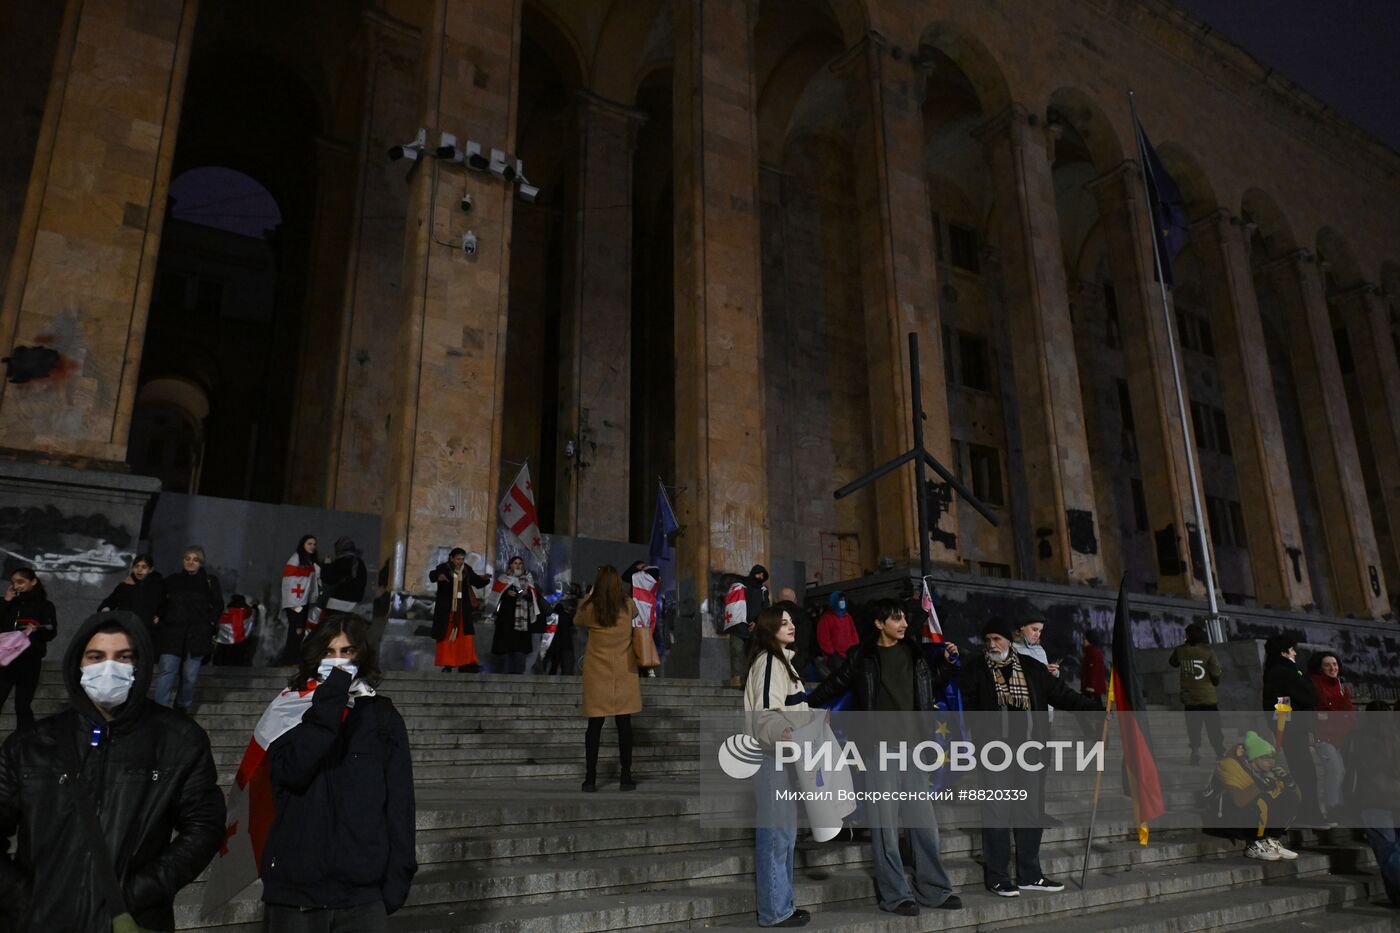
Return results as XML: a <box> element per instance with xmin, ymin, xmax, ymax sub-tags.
<box><xmin>155</xmin><ymin>546</ymin><xmax>223</xmax><ymax>710</ymax></box>
<box><xmin>429</xmin><ymin>548</ymin><xmax>490</xmax><ymax>673</ymax></box>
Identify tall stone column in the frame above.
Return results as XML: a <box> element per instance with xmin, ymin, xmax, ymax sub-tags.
<box><xmin>325</xmin><ymin>11</ymin><xmax>421</xmax><ymax>516</ymax></box>
<box><xmin>0</xmin><ymin>0</ymin><xmax>198</xmax><ymax>461</ymax></box>
<box><xmin>1267</xmin><ymin>251</ymin><xmax>1389</xmax><ymax>616</ymax></box>
<box><xmin>382</xmin><ymin>0</ymin><xmax>521</xmax><ymax>590</ymax></box>
<box><xmin>672</xmin><ymin>0</ymin><xmax>769</xmax><ymax>643</ymax></box>
<box><xmin>555</xmin><ymin>91</ymin><xmax>644</xmax><ymax>540</ymax></box>
<box><xmin>1089</xmin><ymin>163</ymin><xmax>1207</xmax><ymax>597</ymax></box>
<box><xmin>975</xmin><ymin>105</ymin><xmax>1104</xmax><ymax>583</ymax></box>
<box><xmin>836</xmin><ymin>32</ymin><xmax>957</xmax><ymax>566</ymax></box>
<box><xmin>1331</xmin><ymin>282</ymin><xmax>1400</xmax><ymax>595</ymax></box>
<box><xmin>1191</xmin><ymin>210</ymin><xmax>1311</xmax><ymax>609</ymax></box>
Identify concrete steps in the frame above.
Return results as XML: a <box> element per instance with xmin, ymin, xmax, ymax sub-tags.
<box><xmin>12</xmin><ymin>665</ymin><xmax>1391</xmax><ymax>931</ymax></box>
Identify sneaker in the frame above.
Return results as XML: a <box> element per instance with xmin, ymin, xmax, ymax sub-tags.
<box><xmin>1018</xmin><ymin>877</ymin><xmax>1065</xmax><ymax>892</ymax></box>
<box><xmin>881</xmin><ymin>901</ymin><xmax>919</xmax><ymax>916</ymax></box>
<box><xmin>989</xmin><ymin>881</ymin><xmax>1021</xmax><ymax>897</ymax></box>
<box><xmin>771</xmin><ymin>908</ymin><xmax>810</xmax><ymax>927</ymax></box>
<box><xmin>934</xmin><ymin>895</ymin><xmax>963</xmax><ymax>910</ymax></box>
<box><xmin>1267</xmin><ymin>838</ymin><xmax>1299</xmax><ymax>860</ymax></box>
<box><xmin>1244</xmin><ymin>839</ymin><xmax>1281</xmax><ymax>861</ymax></box>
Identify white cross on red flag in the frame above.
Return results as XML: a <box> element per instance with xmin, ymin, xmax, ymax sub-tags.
<box><xmin>499</xmin><ymin>463</ymin><xmax>547</xmax><ymax>562</ymax></box>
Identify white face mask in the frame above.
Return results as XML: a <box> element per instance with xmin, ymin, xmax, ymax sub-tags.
<box><xmin>988</xmin><ymin>648</ymin><xmax>1010</xmax><ymax>663</ymax></box>
<box><xmin>317</xmin><ymin>656</ymin><xmax>358</xmax><ymax>681</ymax></box>
<box><xmin>81</xmin><ymin>660</ymin><xmax>136</xmax><ymax>709</ymax></box>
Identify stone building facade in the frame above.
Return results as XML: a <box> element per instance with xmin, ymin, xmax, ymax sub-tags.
<box><xmin>2</xmin><ymin>0</ymin><xmax>1399</xmax><ymax>662</ymax></box>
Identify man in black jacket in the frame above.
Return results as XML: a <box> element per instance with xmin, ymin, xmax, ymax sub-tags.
<box><xmin>0</xmin><ymin>610</ymin><xmax>224</xmax><ymax>932</ymax></box>
<box><xmin>1260</xmin><ymin>633</ymin><xmax>1322</xmax><ymax>823</ymax></box>
<box><xmin>321</xmin><ymin>538</ymin><xmax>369</xmax><ymax>613</ymax></box>
<box><xmin>261</xmin><ymin>614</ymin><xmax>416</xmax><ymax>932</ymax></box>
<box><xmin>803</xmin><ymin>599</ymin><xmax>962</xmax><ymax>918</ymax></box>
<box><xmin>961</xmin><ymin>617</ymin><xmax>1102</xmax><ymax>897</ymax></box>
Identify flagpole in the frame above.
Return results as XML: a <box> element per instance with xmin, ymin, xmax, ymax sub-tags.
<box><xmin>1127</xmin><ymin>91</ymin><xmax>1223</xmax><ymax>643</ymax></box>
<box><xmin>1078</xmin><ymin>681</ymin><xmax>1116</xmax><ymax>889</ymax></box>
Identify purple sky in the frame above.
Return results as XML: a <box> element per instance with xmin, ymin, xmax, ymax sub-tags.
<box><xmin>1173</xmin><ymin>0</ymin><xmax>1400</xmax><ymax>153</ymax></box>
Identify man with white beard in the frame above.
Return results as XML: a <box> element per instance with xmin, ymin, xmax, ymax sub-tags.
<box><xmin>958</xmin><ymin>617</ymin><xmax>1103</xmax><ymax>898</ymax></box>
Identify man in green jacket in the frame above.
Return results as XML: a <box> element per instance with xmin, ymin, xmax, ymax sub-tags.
<box><xmin>1169</xmin><ymin>623</ymin><xmax>1225</xmax><ymax>764</ymax></box>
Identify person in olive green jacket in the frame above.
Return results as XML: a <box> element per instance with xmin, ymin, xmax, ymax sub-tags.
<box><xmin>1169</xmin><ymin>623</ymin><xmax>1224</xmax><ymax>764</ymax></box>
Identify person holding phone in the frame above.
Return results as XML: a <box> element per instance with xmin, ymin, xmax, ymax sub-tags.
<box><xmin>0</xmin><ymin>567</ymin><xmax>57</xmax><ymax>731</ymax></box>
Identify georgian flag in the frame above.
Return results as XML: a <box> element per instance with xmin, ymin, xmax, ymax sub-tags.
<box><xmin>498</xmin><ymin>464</ymin><xmax>547</xmax><ymax>562</ymax></box>
<box><xmin>722</xmin><ymin>581</ymin><xmax>748</xmax><ymax>632</ymax></box>
<box><xmin>921</xmin><ymin>578</ymin><xmax>943</xmax><ymax>643</ymax></box>
<box><xmin>631</xmin><ymin>570</ymin><xmax>658</xmax><ymax>629</ymax></box>
<box><xmin>201</xmin><ymin>678</ymin><xmax>375</xmax><ymax>917</ymax></box>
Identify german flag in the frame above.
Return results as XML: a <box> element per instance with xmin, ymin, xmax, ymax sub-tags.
<box><xmin>1109</xmin><ymin>581</ymin><xmax>1165</xmax><ymax>844</ymax></box>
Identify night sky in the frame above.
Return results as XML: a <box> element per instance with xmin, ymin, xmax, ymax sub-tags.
<box><xmin>1173</xmin><ymin>0</ymin><xmax>1400</xmax><ymax>153</ymax></box>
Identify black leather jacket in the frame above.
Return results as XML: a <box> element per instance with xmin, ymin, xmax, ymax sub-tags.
<box><xmin>805</xmin><ymin>639</ymin><xmax>945</xmax><ymax>711</ymax></box>
<box><xmin>0</xmin><ymin>611</ymin><xmax>225</xmax><ymax>932</ymax></box>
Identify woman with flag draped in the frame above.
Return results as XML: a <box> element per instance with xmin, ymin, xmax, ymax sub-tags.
<box><xmin>491</xmin><ymin>555</ymin><xmax>545</xmax><ymax>674</ymax></box>
<box><xmin>259</xmin><ymin>615</ymin><xmax>416</xmax><ymax>930</ymax></box>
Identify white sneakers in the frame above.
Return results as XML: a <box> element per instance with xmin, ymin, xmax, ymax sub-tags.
<box><xmin>1245</xmin><ymin>839</ymin><xmax>1281</xmax><ymax>861</ymax></box>
<box><xmin>1244</xmin><ymin>837</ymin><xmax>1299</xmax><ymax>861</ymax></box>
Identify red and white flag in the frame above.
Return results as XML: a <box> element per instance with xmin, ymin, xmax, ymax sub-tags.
<box><xmin>722</xmin><ymin>581</ymin><xmax>748</xmax><ymax>632</ymax></box>
<box><xmin>921</xmin><ymin>578</ymin><xmax>943</xmax><ymax>643</ymax></box>
<box><xmin>631</xmin><ymin>571</ymin><xmax>658</xmax><ymax>629</ymax></box>
<box><xmin>201</xmin><ymin>678</ymin><xmax>375</xmax><ymax>917</ymax></box>
<box><xmin>498</xmin><ymin>464</ymin><xmax>547</xmax><ymax>562</ymax></box>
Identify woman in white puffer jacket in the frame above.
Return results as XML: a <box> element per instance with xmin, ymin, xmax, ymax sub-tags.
<box><xmin>743</xmin><ymin>606</ymin><xmax>813</xmax><ymax>928</ymax></box>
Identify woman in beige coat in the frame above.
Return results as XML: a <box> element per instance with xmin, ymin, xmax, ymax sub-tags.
<box><xmin>578</xmin><ymin>565</ymin><xmax>641</xmax><ymax>792</ymax></box>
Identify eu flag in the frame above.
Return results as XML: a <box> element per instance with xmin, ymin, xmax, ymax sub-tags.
<box><xmin>1132</xmin><ymin>116</ymin><xmax>1188</xmax><ymax>286</ymax></box>
<box><xmin>648</xmin><ymin>480</ymin><xmax>680</xmax><ymax>597</ymax></box>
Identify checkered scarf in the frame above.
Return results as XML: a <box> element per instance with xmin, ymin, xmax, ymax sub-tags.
<box><xmin>986</xmin><ymin>649</ymin><xmax>1031</xmax><ymax>711</ymax></box>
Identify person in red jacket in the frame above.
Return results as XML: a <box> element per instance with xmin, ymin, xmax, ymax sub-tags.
<box><xmin>1080</xmin><ymin>629</ymin><xmax>1106</xmax><ymax>698</ymax></box>
<box><xmin>1308</xmin><ymin>650</ymin><xmax>1355</xmax><ymax>825</ymax></box>
<box><xmin>815</xmin><ymin>591</ymin><xmax>859</xmax><ymax>673</ymax></box>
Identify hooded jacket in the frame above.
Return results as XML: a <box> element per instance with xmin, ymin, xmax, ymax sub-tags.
<box><xmin>0</xmin><ymin>611</ymin><xmax>224</xmax><ymax>932</ymax></box>
<box><xmin>816</xmin><ymin>592</ymin><xmax>859</xmax><ymax>659</ymax></box>
<box><xmin>1169</xmin><ymin>642</ymin><xmax>1222</xmax><ymax>706</ymax></box>
<box><xmin>742</xmin><ymin>565</ymin><xmax>770</xmax><ymax>633</ymax></box>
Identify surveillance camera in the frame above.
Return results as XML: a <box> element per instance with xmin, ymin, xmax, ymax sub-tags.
<box><xmin>435</xmin><ymin>132</ymin><xmax>458</xmax><ymax>160</ymax></box>
<box><xmin>460</xmin><ymin>193</ymin><xmax>473</xmax><ymax>212</ymax></box>
<box><xmin>465</xmin><ymin>141</ymin><xmax>489</xmax><ymax>171</ymax></box>
<box><xmin>388</xmin><ymin>128</ymin><xmax>427</xmax><ymax>162</ymax></box>
<box><xmin>461</xmin><ymin>231</ymin><xmax>478</xmax><ymax>255</ymax></box>
<box><xmin>489</xmin><ymin>148</ymin><xmax>516</xmax><ymax>182</ymax></box>
<box><xmin>517</xmin><ymin>183</ymin><xmax>540</xmax><ymax>203</ymax></box>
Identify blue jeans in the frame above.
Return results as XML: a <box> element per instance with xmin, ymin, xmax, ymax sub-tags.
<box><xmin>156</xmin><ymin>654</ymin><xmax>202</xmax><ymax>709</ymax></box>
<box><xmin>754</xmin><ymin>759</ymin><xmax>798</xmax><ymax>926</ymax></box>
<box><xmin>868</xmin><ymin>766</ymin><xmax>954</xmax><ymax>909</ymax></box>
<box><xmin>1361</xmin><ymin>809</ymin><xmax>1400</xmax><ymax>906</ymax></box>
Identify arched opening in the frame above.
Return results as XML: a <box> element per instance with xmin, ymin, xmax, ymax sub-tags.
<box><xmin>136</xmin><ymin>163</ymin><xmax>288</xmax><ymax>500</ymax></box>
<box><xmin>137</xmin><ymin>0</ymin><xmax>365</xmax><ymax>503</ymax></box>
<box><xmin>1048</xmin><ymin>89</ymin><xmax>1152</xmax><ymax>592</ymax></box>
<box><xmin>754</xmin><ymin>0</ymin><xmax>878</xmax><ymax>582</ymax></box>
<box><xmin>1242</xmin><ymin>189</ymin><xmax>1332</xmax><ymax>610</ymax></box>
<box><xmin>918</xmin><ymin>36</ymin><xmax>1018</xmax><ymax>578</ymax></box>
